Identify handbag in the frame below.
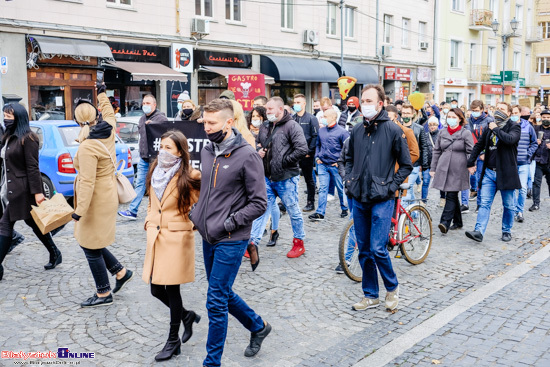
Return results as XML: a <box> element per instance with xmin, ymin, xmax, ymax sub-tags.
<box><xmin>94</xmin><ymin>140</ymin><xmax>137</xmax><ymax>204</ymax></box>
<box><xmin>30</xmin><ymin>193</ymin><xmax>74</xmax><ymax>235</ymax></box>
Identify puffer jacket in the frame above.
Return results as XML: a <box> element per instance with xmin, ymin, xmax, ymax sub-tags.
<box><xmin>405</xmin><ymin>122</ymin><xmax>428</xmax><ymax>167</ymax></box>
<box><xmin>517</xmin><ymin>118</ymin><xmax>538</xmax><ymax>165</ymax></box>
<box><xmin>421</xmin><ymin>128</ymin><xmax>440</xmax><ymax>170</ymax></box>
<box><xmin>338</xmin><ymin>109</ymin><xmax>363</xmax><ymax>131</ymax></box>
<box><xmin>256</xmin><ymin>111</ymin><xmax>308</xmax><ymax>182</ymax></box>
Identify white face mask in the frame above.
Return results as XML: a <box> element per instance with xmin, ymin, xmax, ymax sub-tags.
<box><xmin>251</xmin><ymin>119</ymin><xmax>262</xmax><ymax>128</ymax></box>
<box><xmin>362</xmin><ymin>104</ymin><xmax>378</xmax><ymax>119</ymax></box>
<box><xmin>267</xmin><ymin>113</ymin><xmax>277</xmax><ymax>122</ymax></box>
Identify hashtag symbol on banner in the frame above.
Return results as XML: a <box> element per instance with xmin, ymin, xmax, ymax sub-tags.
<box><xmin>153</xmin><ymin>138</ymin><xmax>161</xmax><ymax>151</ymax></box>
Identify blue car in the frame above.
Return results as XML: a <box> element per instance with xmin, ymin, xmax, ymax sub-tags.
<box><xmin>30</xmin><ymin>120</ymin><xmax>134</xmax><ymax>199</ymax></box>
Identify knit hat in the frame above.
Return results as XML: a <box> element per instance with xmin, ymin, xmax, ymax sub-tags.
<box><xmin>219</xmin><ymin>90</ymin><xmax>235</xmax><ymax>100</ymax></box>
<box><xmin>494</xmin><ymin>110</ymin><xmax>508</xmax><ymax>123</ymax></box>
<box><xmin>347</xmin><ymin>96</ymin><xmax>360</xmax><ymax>110</ymax></box>
<box><xmin>427</xmin><ymin>116</ymin><xmax>439</xmax><ymax>125</ymax></box>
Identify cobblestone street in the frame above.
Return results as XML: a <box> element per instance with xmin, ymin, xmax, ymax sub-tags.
<box><xmin>1</xmin><ymin>185</ymin><xmax>550</xmax><ymax>367</ymax></box>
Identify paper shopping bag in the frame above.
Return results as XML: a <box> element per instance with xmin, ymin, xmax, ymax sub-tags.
<box><xmin>30</xmin><ymin>193</ymin><xmax>74</xmax><ymax>235</ymax></box>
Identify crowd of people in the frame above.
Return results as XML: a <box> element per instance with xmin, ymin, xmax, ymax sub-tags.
<box><xmin>1</xmin><ymin>79</ymin><xmax>549</xmax><ymax>366</ymax></box>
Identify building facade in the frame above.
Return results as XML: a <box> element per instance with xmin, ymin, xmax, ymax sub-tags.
<box><xmin>534</xmin><ymin>0</ymin><xmax>550</xmax><ymax>105</ymax></box>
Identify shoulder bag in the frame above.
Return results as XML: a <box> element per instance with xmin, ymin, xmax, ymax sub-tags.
<box><xmin>94</xmin><ymin>140</ymin><xmax>137</xmax><ymax>204</ymax></box>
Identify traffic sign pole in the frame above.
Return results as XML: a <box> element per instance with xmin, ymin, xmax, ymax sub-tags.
<box><xmin>0</xmin><ymin>72</ymin><xmax>3</xmax><ymax>126</ymax></box>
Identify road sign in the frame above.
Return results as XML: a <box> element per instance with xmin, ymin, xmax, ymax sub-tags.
<box><xmin>0</xmin><ymin>56</ymin><xmax>7</xmax><ymax>75</ymax></box>
<box><xmin>518</xmin><ymin>78</ymin><xmax>525</xmax><ymax>87</ymax></box>
<box><xmin>490</xmin><ymin>74</ymin><xmax>501</xmax><ymax>84</ymax></box>
<box><xmin>499</xmin><ymin>70</ymin><xmax>519</xmax><ymax>82</ymax></box>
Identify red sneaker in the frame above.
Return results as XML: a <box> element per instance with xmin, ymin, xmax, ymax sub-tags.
<box><xmin>286</xmin><ymin>238</ymin><xmax>305</xmax><ymax>258</ymax></box>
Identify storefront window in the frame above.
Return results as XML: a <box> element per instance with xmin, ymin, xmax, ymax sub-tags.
<box><xmin>198</xmin><ymin>71</ymin><xmax>228</xmax><ymax>106</ymax></box>
<box><xmin>71</xmin><ymin>88</ymin><xmax>94</xmax><ymax>106</ymax></box>
<box><xmin>30</xmin><ymin>86</ymin><xmax>66</xmax><ymax>121</ymax></box>
<box><xmin>445</xmin><ymin>92</ymin><xmax>461</xmax><ymax>103</ymax></box>
<box><xmin>269</xmin><ymin>82</ymin><xmax>305</xmax><ymax>105</ymax></box>
<box><xmin>125</xmin><ymin>86</ymin><xmax>154</xmax><ymax>115</ymax></box>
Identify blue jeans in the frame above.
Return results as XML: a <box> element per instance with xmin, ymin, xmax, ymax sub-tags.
<box><xmin>270</xmin><ymin>200</ymin><xmax>280</xmax><ymax>231</ymax></box>
<box><xmin>317</xmin><ymin>163</ymin><xmax>347</xmax><ymax>215</ymax></box>
<box><xmin>128</xmin><ymin>159</ymin><xmax>149</xmax><ymax>215</ymax></box>
<box><xmin>474</xmin><ymin>159</ymin><xmax>483</xmax><ymax>206</ymax></box>
<box><xmin>250</xmin><ymin>176</ymin><xmax>305</xmax><ymax>245</ymax></box>
<box><xmin>514</xmin><ymin>164</ymin><xmax>530</xmax><ymax>214</ymax></box>
<box><xmin>402</xmin><ymin>166</ymin><xmax>420</xmax><ymax>207</ymax></box>
<box><xmin>203</xmin><ymin>239</ymin><xmax>264</xmax><ymax>367</ymax></box>
<box><xmin>353</xmin><ymin>199</ymin><xmax>398</xmax><ymax>299</ymax></box>
<box><xmin>421</xmin><ymin>169</ymin><xmax>431</xmax><ymax>201</ymax></box>
<box><xmin>475</xmin><ymin>169</ymin><xmax>515</xmax><ymax>235</ymax></box>
<box><xmin>344</xmin><ymin>197</ymin><xmax>356</xmax><ymax>262</ymax></box>
<box><xmin>527</xmin><ymin>160</ymin><xmax>536</xmax><ymax>190</ymax></box>
<box><xmin>461</xmin><ymin>189</ymin><xmax>469</xmax><ymax>206</ymax></box>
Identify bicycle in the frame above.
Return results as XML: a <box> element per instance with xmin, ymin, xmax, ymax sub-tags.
<box><xmin>338</xmin><ymin>183</ymin><xmax>433</xmax><ymax>282</ymax></box>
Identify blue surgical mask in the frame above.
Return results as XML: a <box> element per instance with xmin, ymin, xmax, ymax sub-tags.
<box><xmin>321</xmin><ymin>118</ymin><xmax>328</xmax><ymax>126</ymax></box>
<box><xmin>510</xmin><ymin>115</ymin><xmax>520</xmax><ymax>122</ymax></box>
<box><xmin>293</xmin><ymin>104</ymin><xmax>302</xmax><ymax>113</ymax></box>
<box><xmin>443</xmin><ymin>108</ymin><xmax>450</xmax><ymax>114</ymax></box>
<box><xmin>451</xmin><ymin>104</ymin><xmax>458</xmax><ymax>109</ymax></box>
<box><xmin>447</xmin><ymin>118</ymin><xmax>458</xmax><ymax>127</ymax></box>
<box><xmin>142</xmin><ymin>105</ymin><xmax>152</xmax><ymax>115</ymax></box>
<box><xmin>472</xmin><ymin>111</ymin><xmax>481</xmax><ymax>118</ymax></box>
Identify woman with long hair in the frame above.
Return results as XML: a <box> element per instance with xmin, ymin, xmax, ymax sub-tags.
<box><xmin>143</xmin><ymin>130</ymin><xmax>202</xmax><ymax>361</ymax></box>
<box><xmin>73</xmin><ymin>83</ymin><xmax>133</xmax><ymax>307</ymax></box>
<box><xmin>230</xmin><ymin>100</ymin><xmax>256</xmax><ymax>147</ymax></box>
<box><xmin>246</xmin><ymin>106</ymin><xmax>267</xmax><ymax>138</ymax></box>
<box><xmin>0</xmin><ymin>103</ymin><xmax>62</xmax><ymax>281</ymax></box>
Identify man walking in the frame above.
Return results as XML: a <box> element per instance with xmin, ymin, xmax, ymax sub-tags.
<box><xmin>529</xmin><ymin>109</ymin><xmax>550</xmax><ymax>211</ymax></box>
<box><xmin>249</xmin><ymin>97</ymin><xmax>308</xmax><ymax>258</ymax></box>
<box><xmin>118</xmin><ymin>94</ymin><xmax>166</xmax><ymax>220</ymax></box>
<box><xmin>190</xmin><ymin>99</ymin><xmax>271</xmax><ymax>366</ymax></box>
<box><xmin>344</xmin><ymin>85</ymin><xmax>413</xmax><ymax>311</ymax></box>
<box><xmin>293</xmin><ymin>93</ymin><xmax>319</xmax><ymax>212</ymax></box>
<box><xmin>309</xmin><ymin>109</ymin><xmax>349</xmax><ymax>221</ymax></box>
<box><xmin>465</xmin><ymin>103</ymin><xmax>521</xmax><ymax>243</ymax></box>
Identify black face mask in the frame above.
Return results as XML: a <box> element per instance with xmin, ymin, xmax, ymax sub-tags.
<box><xmin>542</xmin><ymin>119</ymin><xmax>550</xmax><ymax>127</ymax></box>
<box><xmin>182</xmin><ymin>108</ymin><xmax>194</xmax><ymax>117</ymax></box>
<box><xmin>313</xmin><ymin>108</ymin><xmax>321</xmax><ymax>115</ymax></box>
<box><xmin>521</xmin><ymin>115</ymin><xmax>531</xmax><ymax>121</ymax></box>
<box><xmin>207</xmin><ymin>128</ymin><xmax>228</xmax><ymax>144</ymax></box>
<box><xmin>348</xmin><ymin>106</ymin><xmax>356</xmax><ymax>113</ymax></box>
<box><xmin>3</xmin><ymin>119</ymin><xmax>15</xmax><ymax>134</ymax></box>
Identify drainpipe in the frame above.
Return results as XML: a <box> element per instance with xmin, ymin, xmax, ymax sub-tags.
<box><xmin>176</xmin><ymin>0</ymin><xmax>180</xmax><ymax>34</ymax></box>
<box><xmin>376</xmin><ymin>0</ymin><xmax>380</xmax><ymax>84</ymax></box>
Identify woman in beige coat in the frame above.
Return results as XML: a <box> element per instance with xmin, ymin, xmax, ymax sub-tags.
<box><xmin>142</xmin><ymin>129</ymin><xmax>201</xmax><ymax>361</ymax></box>
<box><xmin>73</xmin><ymin>83</ymin><xmax>133</xmax><ymax>308</ymax></box>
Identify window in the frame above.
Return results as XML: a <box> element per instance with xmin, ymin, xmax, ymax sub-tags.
<box><xmin>451</xmin><ymin>0</ymin><xmax>464</xmax><ymax>12</ymax></box>
<box><xmin>418</xmin><ymin>21</ymin><xmax>427</xmax><ymax>47</ymax></box>
<box><xmin>537</xmin><ymin>57</ymin><xmax>550</xmax><ymax>74</ymax></box>
<box><xmin>445</xmin><ymin>92</ymin><xmax>461</xmax><ymax>103</ymax></box>
<box><xmin>327</xmin><ymin>2</ymin><xmax>337</xmax><ymax>36</ymax></box>
<box><xmin>488</xmin><ymin>46</ymin><xmax>496</xmax><ymax>73</ymax></box>
<box><xmin>226</xmin><ymin>0</ymin><xmax>241</xmax><ymax>21</ymax></box>
<box><xmin>402</xmin><ymin>18</ymin><xmax>410</xmax><ymax>47</ymax></box>
<box><xmin>450</xmin><ymin>40</ymin><xmax>461</xmax><ymax>68</ymax></box>
<box><xmin>383</xmin><ymin>15</ymin><xmax>393</xmax><ymax>44</ymax></box>
<box><xmin>541</xmin><ymin>22</ymin><xmax>550</xmax><ymax>39</ymax></box>
<box><xmin>196</xmin><ymin>0</ymin><xmax>213</xmax><ymax>17</ymax></box>
<box><xmin>515</xmin><ymin>5</ymin><xmax>523</xmax><ymax>23</ymax></box>
<box><xmin>281</xmin><ymin>0</ymin><xmax>294</xmax><ymax>29</ymax></box>
<box><xmin>486</xmin><ymin>94</ymin><xmax>496</xmax><ymax>106</ymax></box>
<box><xmin>344</xmin><ymin>6</ymin><xmax>355</xmax><ymax>38</ymax></box>
<box><xmin>107</xmin><ymin>0</ymin><xmax>131</xmax><ymax>5</ymax></box>
<box><xmin>513</xmin><ymin>52</ymin><xmax>521</xmax><ymax>71</ymax></box>
<box><xmin>489</xmin><ymin>0</ymin><xmax>498</xmax><ymax>19</ymax></box>
<box><xmin>469</xmin><ymin>43</ymin><xmax>476</xmax><ymax>65</ymax></box>
<box><xmin>30</xmin><ymin>86</ymin><xmax>66</xmax><ymax>121</ymax></box>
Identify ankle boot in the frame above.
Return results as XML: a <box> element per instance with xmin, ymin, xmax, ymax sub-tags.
<box><xmin>266</xmin><ymin>230</ymin><xmax>279</xmax><ymax>247</ymax></box>
<box><xmin>155</xmin><ymin>323</ymin><xmax>181</xmax><ymax>361</ymax></box>
<box><xmin>0</xmin><ymin>235</ymin><xmax>12</xmax><ymax>281</ymax></box>
<box><xmin>181</xmin><ymin>310</ymin><xmax>201</xmax><ymax>344</ymax></box>
<box><xmin>42</xmin><ymin>235</ymin><xmax>62</xmax><ymax>270</ymax></box>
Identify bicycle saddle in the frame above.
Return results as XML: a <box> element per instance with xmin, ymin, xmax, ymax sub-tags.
<box><xmin>399</xmin><ymin>183</ymin><xmax>411</xmax><ymax>190</ymax></box>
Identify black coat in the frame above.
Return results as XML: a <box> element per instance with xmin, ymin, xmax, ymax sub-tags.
<box><xmin>467</xmin><ymin>119</ymin><xmax>521</xmax><ymax>191</ymax></box>
<box><xmin>421</xmin><ymin>129</ymin><xmax>439</xmax><ymax>170</ymax></box>
<box><xmin>0</xmin><ymin>132</ymin><xmax>43</xmax><ymax>221</ymax></box>
<box><xmin>294</xmin><ymin>112</ymin><xmax>318</xmax><ymax>156</ymax></box>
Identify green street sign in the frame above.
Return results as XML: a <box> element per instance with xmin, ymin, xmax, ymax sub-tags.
<box><xmin>490</xmin><ymin>74</ymin><xmax>501</xmax><ymax>84</ymax></box>
<box><xmin>499</xmin><ymin>70</ymin><xmax>519</xmax><ymax>82</ymax></box>
<box><xmin>519</xmin><ymin>78</ymin><xmax>525</xmax><ymax>87</ymax></box>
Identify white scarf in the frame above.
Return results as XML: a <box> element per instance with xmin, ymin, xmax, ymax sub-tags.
<box><xmin>151</xmin><ymin>150</ymin><xmax>182</xmax><ymax>201</ymax></box>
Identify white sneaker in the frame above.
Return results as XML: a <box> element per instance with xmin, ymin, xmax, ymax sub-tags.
<box><xmin>327</xmin><ymin>195</ymin><xmax>335</xmax><ymax>202</ymax></box>
<box><xmin>385</xmin><ymin>286</ymin><xmax>399</xmax><ymax>310</ymax></box>
<box><xmin>352</xmin><ymin>297</ymin><xmax>379</xmax><ymax>311</ymax></box>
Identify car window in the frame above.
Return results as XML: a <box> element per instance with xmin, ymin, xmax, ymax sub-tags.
<box><xmin>118</xmin><ymin>123</ymin><xmax>139</xmax><ymax>144</ymax></box>
<box><xmin>30</xmin><ymin>127</ymin><xmax>44</xmax><ymax>149</ymax></box>
<box><xmin>58</xmin><ymin>126</ymin><xmax>81</xmax><ymax>147</ymax></box>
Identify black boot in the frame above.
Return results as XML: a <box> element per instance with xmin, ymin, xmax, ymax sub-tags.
<box><xmin>155</xmin><ymin>323</ymin><xmax>182</xmax><ymax>361</ymax></box>
<box><xmin>7</xmin><ymin>231</ymin><xmax>24</xmax><ymax>254</ymax></box>
<box><xmin>181</xmin><ymin>310</ymin><xmax>201</xmax><ymax>344</ymax></box>
<box><xmin>0</xmin><ymin>235</ymin><xmax>12</xmax><ymax>281</ymax></box>
<box><xmin>42</xmin><ymin>235</ymin><xmax>62</xmax><ymax>270</ymax></box>
<box><xmin>266</xmin><ymin>231</ymin><xmax>279</xmax><ymax>247</ymax></box>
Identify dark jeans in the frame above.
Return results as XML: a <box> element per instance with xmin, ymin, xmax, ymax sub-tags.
<box><xmin>299</xmin><ymin>156</ymin><xmax>316</xmax><ymax>203</ymax></box>
<box><xmin>81</xmin><ymin>247</ymin><xmax>123</xmax><ymax>294</ymax></box>
<box><xmin>532</xmin><ymin>163</ymin><xmax>550</xmax><ymax>206</ymax></box>
<box><xmin>203</xmin><ymin>239</ymin><xmax>264</xmax><ymax>367</ymax></box>
<box><xmin>151</xmin><ymin>284</ymin><xmax>185</xmax><ymax>325</ymax></box>
<box><xmin>440</xmin><ymin>191</ymin><xmax>462</xmax><ymax>228</ymax></box>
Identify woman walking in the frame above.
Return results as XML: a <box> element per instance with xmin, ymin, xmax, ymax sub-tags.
<box><xmin>430</xmin><ymin>108</ymin><xmax>474</xmax><ymax>233</ymax></box>
<box><xmin>73</xmin><ymin>83</ymin><xmax>133</xmax><ymax>307</ymax></box>
<box><xmin>143</xmin><ymin>130</ymin><xmax>202</xmax><ymax>361</ymax></box>
<box><xmin>0</xmin><ymin>103</ymin><xmax>62</xmax><ymax>281</ymax></box>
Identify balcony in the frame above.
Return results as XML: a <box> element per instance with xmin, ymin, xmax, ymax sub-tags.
<box><xmin>469</xmin><ymin>9</ymin><xmax>494</xmax><ymax>31</ymax></box>
<box><xmin>468</xmin><ymin>64</ymin><xmax>491</xmax><ymax>82</ymax></box>
<box><xmin>525</xmin><ymin>26</ymin><xmax>543</xmax><ymax>43</ymax></box>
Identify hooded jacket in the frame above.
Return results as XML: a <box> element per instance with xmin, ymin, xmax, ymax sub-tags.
<box><xmin>256</xmin><ymin>111</ymin><xmax>308</xmax><ymax>182</ymax></box>
<box><xmin>189</xmin><ymin>129</ymin><xmax>267</xmax><ymax>245</ymax></box>
<box><xmin>467</xmin><ymin>112</ymin><xmax>493</xmax><ymax>144</ymax></box>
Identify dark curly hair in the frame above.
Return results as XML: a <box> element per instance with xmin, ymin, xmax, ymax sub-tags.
<box><xmin>246</xmin><ymin>106</ymin><xmax>267</xmax><ymax>129</ymax></box>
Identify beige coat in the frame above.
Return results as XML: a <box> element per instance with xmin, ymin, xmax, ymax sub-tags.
<box><xmin>73</xmin><ymin>93</ymin><xmax>118</xmax><ymax>249</ymax></box>
<box><xmin>142</xmin><ymin>170</ymin><xmax>201</xmax><ymax>285</ymax></box>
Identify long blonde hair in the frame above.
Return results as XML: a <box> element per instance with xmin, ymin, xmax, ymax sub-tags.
<box><xmin>230</xmin><ymin>100</ymin><xmax>255</xmax><ymax>147</ymax></box>
<box><xmin>74</xmin><ymin>103</ymin><xmax>98</xmax><ymax>142</ymax></box>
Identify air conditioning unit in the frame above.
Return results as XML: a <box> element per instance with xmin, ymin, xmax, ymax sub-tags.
<box><xmin>381</xmin><ymin>44</ymin><xmax>392</xmax><ymax>58</ymax></box>
<box><xmin>420</xmin><ymin>41</ymin><xmax>429</xmax><ymax>50</ymax></box>
<box><xmin>303</xmin><ymin>30</ymin><xmax>319</xmax><ymax>46</ymax></box>
<box><xmin>192</xmin><ymin>18</ymin><xmax>210</xmax><ymax>35</ymax></box>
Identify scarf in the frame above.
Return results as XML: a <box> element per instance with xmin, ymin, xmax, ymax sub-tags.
<box><xmin>447</xmin><ymin>125</ymin><xmax>462</xmax><ymax>135</ymax></box>
<box><xmin>151</xmin><ymin>150</ymin><xmax>182</xmax><ymax>201</ymax></box>
<box><xmin>493</xmin><ymin>110</ymin><xmax>508</xmax><ymax>128</ymax></box>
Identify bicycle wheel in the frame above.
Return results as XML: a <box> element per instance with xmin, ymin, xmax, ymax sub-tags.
<box><xmin>397</xmin><ymin>204</ymin><xmax>432</xmax><ymax>265</ymax></box>
<box><xmin>338</xmin><ymin>219</ymin><xmax>362</xmax><ymax>282</ymax></box>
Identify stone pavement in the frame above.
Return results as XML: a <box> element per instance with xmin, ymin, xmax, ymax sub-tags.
<box><xmin>0</xmin><ymin>184</ymin><xmax>549</xmax><ymax>367</ymax></box>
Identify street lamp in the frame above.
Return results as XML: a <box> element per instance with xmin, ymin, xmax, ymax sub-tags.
<box><xmin>492</xmin><ymin>18</ymin><xmax>520</xmax><ymax>100</ymax></box>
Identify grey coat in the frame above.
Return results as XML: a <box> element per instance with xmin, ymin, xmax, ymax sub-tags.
<box><xmin>430</xmin><ymin>127</ymin><xmax>474</xmax><ymax>192</ymax></box>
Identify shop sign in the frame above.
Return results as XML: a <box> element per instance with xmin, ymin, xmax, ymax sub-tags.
<box><xmin>227</xmin><ymin>74</ymin><xmax>265</xmax><ymax>111</ymax></box>
<box><xmin>444</xmin><ymin>77</ymin><xmax>467</xmax><ymax>86</ymax></box>
<box><xmin>384</xmin><ymin>67</ymin><xmax>411</xmax><ymax>81</ymax></box>
<box><xmin>196</xmin><ymin>51</ymin><xmax>252</xmax><ymax>68</ymax></box>
<box><xmin>171</xmin><ymin>43</ymin><xmax>193</xmax><ymax>73</ymax></box>
<box><xmin>482</xmin><ymin>84</ymin><xmax>513</xmax><ymax>95</ymax></box>
<box><xmin>417</xmin><ymin>67</ymin><xmax>432</xmax><ymax>82</ymax></box>
<box><xmin>107</xmin><ymin>42</ymin><xmax>169</xmax><ymax>64</ymax></box>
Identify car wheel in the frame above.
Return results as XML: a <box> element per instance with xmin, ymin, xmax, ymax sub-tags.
<box><xmin>42</xmin><ymin>175</ymin><xmax>55</xmax><ymax>199</ymax></box>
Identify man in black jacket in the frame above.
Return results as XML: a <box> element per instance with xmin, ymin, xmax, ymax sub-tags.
<box><xmin>250</xmin><ymin>97</ymin><xmax>309</xmax><ymax>258</ymax></box>
<box><xmin>465</xmin><ymin>103</ymin><xmax>521</xmax><ymax>243</ymax></box>
<box><xmin>344</xmin><ymin>85</ymin><xmax>413</xmax><ymax>312</ymax></box>
<box><xmin>189</xmin><ymin>99</ymin><xmax>271</xmax><ymax>366</ymax></box>
<box><xmin>293</xmin><ymin>93</ymin><xmax>318</xmax><ymax>212</ymax></box>
<box><xmin>529</xmin><ymin>109</ymin><xmax>550</xmax><ymax>211</ymax></box>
